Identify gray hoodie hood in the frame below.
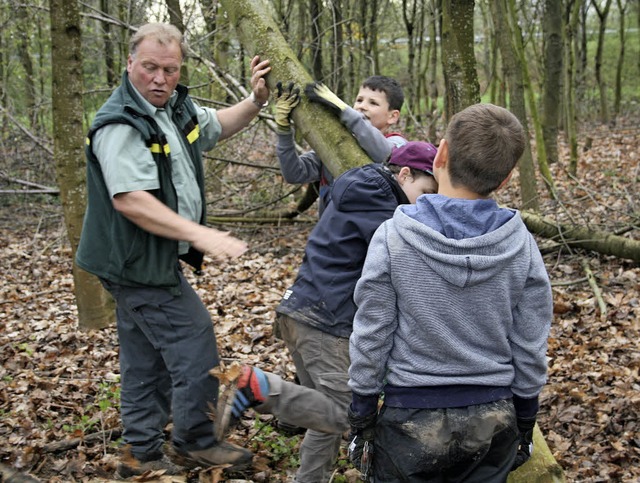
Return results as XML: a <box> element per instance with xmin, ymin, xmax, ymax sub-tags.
<box><xmin>396</xmin><ymin>194</ymin><xmax>522</xmax><ymax>288</ymax></box>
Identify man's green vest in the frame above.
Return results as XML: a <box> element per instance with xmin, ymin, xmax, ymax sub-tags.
<box><xmin>76</xmin><ymin>71</ymin><xmax>207</xmax><ymax>292</ymax></box>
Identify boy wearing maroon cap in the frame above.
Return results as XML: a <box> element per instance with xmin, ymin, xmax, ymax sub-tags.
<box><xmin>231</xmin><ymin>142</ymin><xmax>437</xmax><ymax>482</ymax></box>
<box><xmin>347</xmin><ymin>104</ymin><xmax>553</xmax><ymax>481</ymax></box>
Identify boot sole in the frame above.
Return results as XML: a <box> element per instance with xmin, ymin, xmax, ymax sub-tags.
<box><xmin>171</xmin><ymin>451</ymin><xmax>253</xmax><ymax>473</ymax></box>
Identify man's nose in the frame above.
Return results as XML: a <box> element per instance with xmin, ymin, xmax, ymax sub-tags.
<box><xmin>153</xmin><ymin>71</ymin><xmax>166</xmax><ymax>84</ymax></box>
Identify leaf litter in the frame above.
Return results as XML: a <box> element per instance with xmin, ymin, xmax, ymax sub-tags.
<box><xmin>0</xmin><ymin>119</ymin><xmax>638</xmax><ymax>482</ymax></box>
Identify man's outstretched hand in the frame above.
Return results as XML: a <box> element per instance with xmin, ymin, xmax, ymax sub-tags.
<box><xmin>192</xmin><ymin>226</ymin><xmax>248</xmax><ymax>260</ymax></box>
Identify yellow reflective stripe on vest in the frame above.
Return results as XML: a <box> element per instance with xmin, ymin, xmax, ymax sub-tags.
<box><xmin>186</xmin><ymin>124</ymin><xmax>200</xmax><ymax>144</ymax></box>
<box><xmin>150</xmin><ymin>143</ymin><xmax>171</xmax><ymax>155</ymax></box>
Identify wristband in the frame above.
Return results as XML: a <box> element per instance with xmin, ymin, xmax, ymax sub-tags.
<box><xmin>249</xmin><ymin>91</ymin><xmax>269</xmax><ymax>109</ymax></box>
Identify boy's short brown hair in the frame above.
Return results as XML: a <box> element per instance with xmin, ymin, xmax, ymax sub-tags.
<box><xmin>361</xmin><ymin>76</ymin><xmax>404</xmax><ymax>111</ymax></box>
<box><xmin>445</xmin><ymin>103</ymin><xmax>525</xmax><ymax>197</ymax></box>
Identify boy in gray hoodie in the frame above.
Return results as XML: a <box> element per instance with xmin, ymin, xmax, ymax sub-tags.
<box><xmin>347</xmin><ymin>103</ymin><xmax>553</xmax><ymax>482</ymax></box>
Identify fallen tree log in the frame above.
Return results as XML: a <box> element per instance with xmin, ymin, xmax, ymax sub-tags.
<box><xmin>521</xmin><ymin>210</ymin><xmax>639</xmax><ymax>262</ymax></box>
<box><xmin>508</xmin><ymin>425</ymin><xmax>565</xmax><ymax>483</ymax></box>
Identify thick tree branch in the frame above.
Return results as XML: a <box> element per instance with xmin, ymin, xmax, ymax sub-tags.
<box><xmin>220</xmin><ymin>0</ymin><xmax>374</xmax><ymax>178</ymax></box>
<box><xmin>522</xmin><ymin>210</ymin><xmax>640</xmax><ymax>262</ymax></box>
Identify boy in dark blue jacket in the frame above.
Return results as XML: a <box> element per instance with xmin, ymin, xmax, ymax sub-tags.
<box><xmin>232</xmin><ymin>141</ymin><xmax>438</xmax><ymax>482</ymax></box>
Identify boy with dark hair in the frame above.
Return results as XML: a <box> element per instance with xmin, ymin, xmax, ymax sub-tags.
<box><xmin>347</xmin><ymin>103</ymin><xmax>553</xmax><ymax>482</ymax></box>
<box><xmin>275</xmin><ymin>76</ymin><xmax>407</xmax><ymax>215</ymax></box>
<box><xmin>232</xmin><ymin>141</ymin><xmax>438</xmax><ymax>482</ymax></box>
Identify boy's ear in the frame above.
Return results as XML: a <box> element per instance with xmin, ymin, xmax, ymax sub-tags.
<box><xmin>497</xmin><ymin>171</ymin><xmax>513</xmax><ymax>190</ymax></box>
<box><xmin>397</xmin><ymin>166</ymin><xmax>411</xmax><ymax>184</ymax></box>
<box><xmin>433</xmin><ymin>139</ymin><xmax>448</xmax><ymax>169</ymax></box>
<box><xmin>387</xmin><ymin>109</ymin><xmax>401</xmax><ymax>126</ymax></box>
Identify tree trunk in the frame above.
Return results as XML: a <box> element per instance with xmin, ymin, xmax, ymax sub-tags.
<box><xmin>359</xmin><ymin>0</ymin><xmax>380</xmax><ymax>76</ymax></box>
<box><xmin>542</xmin><ymin>0</ymin><xmax>563</xmax><ymax>165</ymax></box>
<box><xmin>50</xmin><ymin>0</ymin><xmax>115</xmax><ymax>329</ymax></box>
<box><xmin>17</xmin><ymin>5</ymin><xmax>37</xmax><ymax>130</ymax></box>
<box><xmin>100</xmin><ymin>0</ymin><xmax>117</xmax><ymax>87</ymax></box>
<box><xmin>371</xmin><ymin>0</ymin><xmax>382</xmax><ymax>74</ymax></box>
<box><xmin>577</xmin><ymin>0</ymin><xmax>589</xmax><ymax>102</ymax></box>
<box><xmin>310</xmin><ymin>0</ymin><xmax>324</xmax><ymax>80</ymax></box>
<box><xmin>591</xmin><ymin>0</ymin><xmax>613</xmax><ymax>124</ymax></box>
<box><xmin>522</xmin><ymin>211</ymin><xmax>640</xmax><ymax>262</ymax></box>
<box><xmin>613</xmin><ymin>0</ymin><xmax>627</xmax><ymax>117</ymax></box>
<box><xmin>166</xmin><ymin>0</ymin><xmax>189</xmax><ymax>85</ymax></box>
<box><xmin>440</xmin><ymin>0</ymin><xmax>480</xmax><ymax>121</ymax></box>
<box><xmin>329</xmin><ymin>0</ymin><xmax>345</xmax><ymax>98</ymax></box>
<box><xmin>220</xmin><ymin>0</ymin><xmax>374</xmax><ymax>177</ymax></box>
<box><xmin>506</xmin><ymin>0</ymin><xmax>555</xmax><ymax>200</ymax></box>
<box><xmin>402</xmin><ymin>0</ymin><xmax>419</xmax><ymax>128</ymax></box>
<box><xmin>490</xmin><ymin>0</ymin><xmax>540</xmax><ymax>211</ymax></box>
<box><xmin>199</xmin><ymin>0</ymin><xmax>233</xmax><ymax>104</ymax></box>
<box><xmin>0</xmin><ymin>18</ymin><xmax>5</xmax><ymax>132</ymax></box>
<box><xmin>416</xmin><ymin>12</ymin><xmax>428</xmax><ymax>127</ymax></box>
<box><xmin>426</xmin><ymin>0</ymin><xmax>440</xmax><ymax>141</ymax></box>
<box><xmin>565</xmin><ymin>0</ymin><xmax>581</xmax><ymax>175</ymax></box>
<box><xmin>343</xmin><ymin>3</ymin><xmax>356</xmax><ymax>98</ymax></box>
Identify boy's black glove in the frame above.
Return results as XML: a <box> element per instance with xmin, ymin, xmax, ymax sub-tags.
<box><xmin>274</xmin><ymin>81</ymin><xmax>300</xmax><ymax>134</ymax></box>
<box><xmin>347</xmin><ymin>405</ymin><xmax>377</xmax><ymax>480</ymax></box>
<box><xmin>305</xmin><ymin>82</ymin><xmax>347</xmax><ymax>116</ymax></box>
<box><xmin>511</xmin><ymin>416</ymin><xmax>536</xmax><ymax>471</ymax></box>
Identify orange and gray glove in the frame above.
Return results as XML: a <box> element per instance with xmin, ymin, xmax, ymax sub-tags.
<box><xmin>274</xmin><ymin>81</ymin><xmax>301</xmax><ymax>134</ymax></box>
<box><xmin>305</xmin><ymin>82</ymin><xmax>348</xmax><ymax>117</ymax></box>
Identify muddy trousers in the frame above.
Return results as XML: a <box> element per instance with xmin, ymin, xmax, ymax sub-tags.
<box><xmin>373</xmin><ymin>399</ymin><xmax>520</xmax><ymax>482</ymax></box>
<box><xmin>257</xmin><ymin>315</ymin><xmax>351</xmax><ymax>482</ymax></box>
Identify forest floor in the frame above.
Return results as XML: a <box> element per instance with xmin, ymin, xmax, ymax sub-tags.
<box><xmin>0</xmin><ymin>117</ymin><xmax>638</xmax><ymax>482</ymax></box>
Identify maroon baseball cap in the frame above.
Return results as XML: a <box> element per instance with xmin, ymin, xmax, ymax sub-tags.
<box><xmin>388</xmin><ymin>141</ymin><xmax>437</xmax><ymax>175</ymax></box>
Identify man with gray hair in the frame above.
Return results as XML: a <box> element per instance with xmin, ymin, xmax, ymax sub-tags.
<box><xmin>76</xmin><ymin>23</ymin><xmax>271</xmax><ymax>478</ymax></box>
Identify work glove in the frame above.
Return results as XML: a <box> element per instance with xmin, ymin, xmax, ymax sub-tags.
<box><xmin>511</xmin><ymin>416</ymin><xmax>536</xmax><ymax>471</ymax></box>
<box><xmin>274</xmin><ymin>81</ymin><xmax>300</xmax><ymax>134</ymax></box>
<box><xmin>305</xmin><ymin>82</ymin><xmax>348</xmax><ymax>117</ymax></box>
<box><xmin>347</xmin><ymin>405</ymin><xmax>377</xmax><ymax>481</ymax></box>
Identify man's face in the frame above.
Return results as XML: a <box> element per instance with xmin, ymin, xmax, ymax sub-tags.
<box><xmin>353</xmin><ymin>87</ymin><xmax>399</xmax><ymax>132</ymax></box>
<box><xmin>127</xmin><ymin>37</ymin><xmax>182</xmax><ymax>107</ymax></box>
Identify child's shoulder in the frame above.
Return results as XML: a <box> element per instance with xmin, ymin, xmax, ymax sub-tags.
<box><xmin>385</xmin><ymin>132</ymin><xmax>407</xmax><ymax>147</ymax></box>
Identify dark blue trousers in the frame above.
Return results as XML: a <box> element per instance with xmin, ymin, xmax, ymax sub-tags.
<box><xmin>102</xmin><ymin>271</ymin><xmax>219</xmax><ymax>460</ymax></box>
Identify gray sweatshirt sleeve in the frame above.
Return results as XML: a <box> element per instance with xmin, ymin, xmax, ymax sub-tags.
<box><xmin>509</xmin><ymin>236</ymin><xmax>553</xmax><ymax>399</ymax></box>
<box><xmin>340</xmin><ymin>107</ymin><xmax>401</xmax><ymax>163</ymax></box>
<box><xmin>348</xmin><ymin>222</ymin><xmax>396</xmax><ymax>396</ymax></box>
<box><xmin>276</xmin><ymin>131</ymin><xmax>323</xmax><ymax>184</ymax></box>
